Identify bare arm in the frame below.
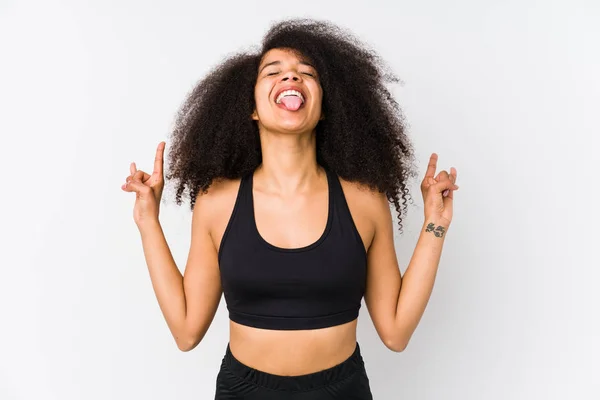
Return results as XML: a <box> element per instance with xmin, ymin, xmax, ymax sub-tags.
<box><xmin>364</xmin><ymin>193</ymin><xmax>447</xmax><ymax>352</ymax></box>
<box><xmin>124</xmin><ymin>142</ymin><xmax>222</xmax><ymax>352</ymax></box>
<box><xmin>137</xmin><ymin>194</ymin><xmax>222</xmax><ymax>352</ymax></box>
<box><xmin>365</xmin><ymin>154</ymin><xmax>457</xmax><ymax>352</ymax></box>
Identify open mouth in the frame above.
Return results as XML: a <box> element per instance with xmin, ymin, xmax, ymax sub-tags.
<box><xmin>274</xmin><ymin>89</ymin><xmax>305</xmax><ymax>111</ymax></box>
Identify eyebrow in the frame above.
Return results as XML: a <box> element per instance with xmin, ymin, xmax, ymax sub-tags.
<box><xmin>258</xmin><ymin>60</ymin><xmax>316</xmax><ymax>74</ymax></box>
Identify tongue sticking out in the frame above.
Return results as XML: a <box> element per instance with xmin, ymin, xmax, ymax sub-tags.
<box><xmin>280</xmin><ymin>95</ymin><xmax>303</xmax><ymax>111</ymax></box>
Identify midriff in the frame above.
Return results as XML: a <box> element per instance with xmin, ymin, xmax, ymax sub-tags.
<box><xmin>228</xmin><ymin>318</ymin><xmax>358</xmax><ymax>376</ymax></box>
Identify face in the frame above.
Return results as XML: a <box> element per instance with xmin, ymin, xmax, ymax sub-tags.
<box><xmin>251</xmin><ymin>48</ymin><xmax>324</xmax><ymax>134</ymax></box>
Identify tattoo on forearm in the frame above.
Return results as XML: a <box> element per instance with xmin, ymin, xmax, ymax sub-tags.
<box><xmin>425</xmin><ymin>222</ymin><xmax>446</xmax><ymax>238</ymax></box>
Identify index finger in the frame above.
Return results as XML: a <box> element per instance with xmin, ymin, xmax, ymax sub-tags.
<box><xmin>425</xmin><ymin>153</ymin><xmax>438</xmax><ymax>178</ymax></box>
<box><xmin>153</xmin><ymin>141</ymin><xmax>166</xmax><ymax>176</ymax></box>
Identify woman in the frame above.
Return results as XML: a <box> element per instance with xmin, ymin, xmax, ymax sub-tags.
<box><xmin>122</xmin><ymin>18</ymin><xmax>459</xmax><ymax>399</ymax></box>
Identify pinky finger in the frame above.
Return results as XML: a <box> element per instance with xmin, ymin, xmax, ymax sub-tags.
<box><xmin>122</xmin><ymin>181</ymin><xmax>137</xmax><ymax>192</ymax></box>
<box><xmin>123</xmin><ymin>179</ymin><xmax>148</xmax><ymax>194</ymax></box>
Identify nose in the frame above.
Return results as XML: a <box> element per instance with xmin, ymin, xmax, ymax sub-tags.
<box><xmin>281</xmin><ymin>69</ymin><xmax>301</xmax><ymax>82</ymax></box>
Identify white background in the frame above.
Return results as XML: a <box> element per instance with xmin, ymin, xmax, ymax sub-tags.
<box><xmin>1</xmin><ymin>0</ymin><xmax>598</xmax><ymax>399</ymax></box>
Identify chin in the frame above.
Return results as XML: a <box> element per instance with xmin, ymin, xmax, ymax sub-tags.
<box><xmin>274</xmin><ymin>122</ymin><xmax>318</xmax><ymax>135</ymax></box>
<box><xmin>259</xmin><ymin>116</ymin><xmax>315</xmax><ymax>134</ymax></box>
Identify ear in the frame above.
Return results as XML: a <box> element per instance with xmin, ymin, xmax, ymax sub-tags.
<box><xmin>319</xmin><ymin>112</ymin><xmax>325</xmax><ymax>121</ymax></box>
<box><xmin>251</xmin><ymin>109</ymin><xmax>259</xmax><ymax>121</ymax></box>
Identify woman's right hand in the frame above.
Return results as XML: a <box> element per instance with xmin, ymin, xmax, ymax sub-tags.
<box><xmin>121</xmin><ymin>141</ymin><xmax>166</xmax><ymax>227</ymax></box>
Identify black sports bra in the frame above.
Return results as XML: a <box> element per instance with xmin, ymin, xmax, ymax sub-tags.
<box><xmin>217</xmin><ymin>167</ymin><xmax>367</xmax><ymax>330</ymax></box>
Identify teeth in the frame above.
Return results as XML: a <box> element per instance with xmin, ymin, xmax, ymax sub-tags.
<box><xmin>275</xmin><ymin>90</ymin><xmax>305</xmax><ymax>104</ymax></box>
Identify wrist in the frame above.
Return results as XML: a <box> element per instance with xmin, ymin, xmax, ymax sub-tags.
<box><xmin>424</xmin><ymin>214</ymin><xmax>451</xmax><ymax>227</ymax></box>
<box><xmin>136</xmin><ymin>217</ymin><xmax>161</xmax><ymax>232</ymax></box>
<box><xmin>422</xmin><ymin>218</ymin><xmax>450</xmax><ymax>238</ymax></box>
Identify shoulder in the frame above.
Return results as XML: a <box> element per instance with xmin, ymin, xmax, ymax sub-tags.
<box><xmin>194</xmin><ymin>177</ymin><xmax>242</xmax><ymax>209</ymax></box>
<box><xmin>338</xmin><ymin>177</ymin><xmax>389</xmax><ymax>216</ymax></box>
<box><xmin>192</xmin><ymin>177</ymin><xmax>243</xmax><ymax>241</ymax></box>
<box><xmin>337</xmin><ymin>176</ymin><xmax>391</xmax><ymax>250</ymax></box>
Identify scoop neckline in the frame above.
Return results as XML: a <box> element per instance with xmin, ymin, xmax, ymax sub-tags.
<box><xmin>249</xmin><ymin>168</ymin><xmax>334</xmax><ymax>253</ymax></box>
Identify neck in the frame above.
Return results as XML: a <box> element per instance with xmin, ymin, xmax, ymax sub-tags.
<box><xmin>255</xmin><ymin>129</ymin><xmax>322</xmax><ymax>195</ymax></box>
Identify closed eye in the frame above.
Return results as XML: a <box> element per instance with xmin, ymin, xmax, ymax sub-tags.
<box><xmin>266</xmin><ymin>71</ymin><xmax>315</xmax><ymax>77</ymax></box>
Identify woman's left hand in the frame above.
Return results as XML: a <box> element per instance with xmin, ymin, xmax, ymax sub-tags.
<box><xmin>421</xmin><ymin>153</ymin><xmax>459</xmax><ymax>226</ymax></box>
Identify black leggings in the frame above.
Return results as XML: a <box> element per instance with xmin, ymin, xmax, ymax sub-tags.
<box><xmin>214</xmin><ymin>342</ymin><xmax>373</xmax><ymax>399</ymax></box>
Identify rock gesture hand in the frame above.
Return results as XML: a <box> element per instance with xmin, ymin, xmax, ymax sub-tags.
<box><xmin>121</xmin><ymin>141</ymin><xmax>166</xmax><ymax>227</ymax></box>
<box><xmin>421</xmin><ymin>153</ymin><xmax>459</xmax><ymax>227</ymax></box>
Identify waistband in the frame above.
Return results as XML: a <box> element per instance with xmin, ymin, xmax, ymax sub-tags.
<box><xmin>222</xmin><ymin>342</ymin><xmax>365</xmax><ymax>391</ymax></box>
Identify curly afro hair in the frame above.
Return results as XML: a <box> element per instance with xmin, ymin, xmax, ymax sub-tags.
<box><xmin>165</xmin><ymin>18</ymin><xmax>418</xmax><ymax>232</ymax></box>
